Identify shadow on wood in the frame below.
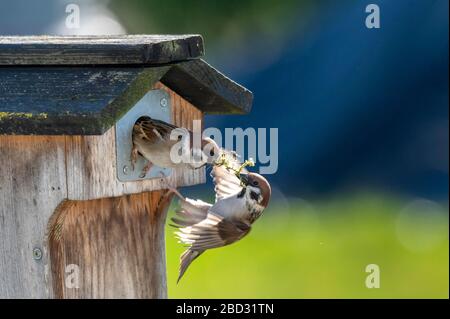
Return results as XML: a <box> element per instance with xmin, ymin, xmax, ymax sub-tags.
<box><xmin>48</xmin><ymin>191</ymin><xmax>173</xmax><ymax>299</ymax></box>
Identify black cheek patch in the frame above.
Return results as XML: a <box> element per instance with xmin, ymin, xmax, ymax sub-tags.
<box><xmin>250</xmin><ymin>191</ymin><xmax>259</xmax><ymax>201</ymax></box>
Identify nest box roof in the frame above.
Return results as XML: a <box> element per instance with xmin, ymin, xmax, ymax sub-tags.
<box><xmin>0</xmin><ymin>35</ymin><xmax>253</xmax><ymax>135</ymax></box>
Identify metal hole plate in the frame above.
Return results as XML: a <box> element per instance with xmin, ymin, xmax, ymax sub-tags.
<box><xmin>115</xmin><ymin>89</ymin><xmax>172</xmax><ymax>182</ymax></box>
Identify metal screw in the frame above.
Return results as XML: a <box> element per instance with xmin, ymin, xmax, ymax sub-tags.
<box><xmin>123</xmin><ymin>165</ymin><xmax>130</xmax><ymax>175</ymax></box>
<box><xmin>160</xmin><ymin>98</ymin><xmax>168</xmax><ymax>108</ymax></box>
<box><xmin>33</xmin><ymin>248</ymin><xmax>42</xmax><ymax>260</ymax></box>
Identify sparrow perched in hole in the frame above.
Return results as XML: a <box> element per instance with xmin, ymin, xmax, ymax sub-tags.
<box><xmin>131</xmin><ymin>117</ymin><xmax>219</xmax><ymax>177</ymax></box>
<box><xmin>169</xmin><ymin>153</ymin><xmax>271</xmax><ymax>282</ymax></box>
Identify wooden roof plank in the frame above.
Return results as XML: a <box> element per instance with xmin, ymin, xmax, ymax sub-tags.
<box><xmin>0</xmin><ymin>66</ymin><xmax>168</xmax><ymax>135</ymax></box>
<box><xmin>0</xmin><ymin>36</ymin><xmax>253</xmax><ymax>135</ymax></box>
<box><xmin>0</xmin><ymin>35</ymin><xmax>203</xmax><ymax>65</ymax></box>
<box><xmin>161</xmin><ymin>59</ymin><xmax>253</xmax><ymax>114</ymax></box>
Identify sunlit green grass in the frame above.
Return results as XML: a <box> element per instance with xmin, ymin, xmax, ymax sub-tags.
<box><xmin>165</xmin><ymin>193</ymin><xmax>449</xmax><ymax>298</ymax></box>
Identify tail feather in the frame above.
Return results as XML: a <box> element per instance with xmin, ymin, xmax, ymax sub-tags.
<box><xmin>178</xmin><ymin>249</ymin><xmax>203</xmax><ymax>283</ymax></box>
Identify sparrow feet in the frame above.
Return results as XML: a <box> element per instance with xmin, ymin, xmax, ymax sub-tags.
<box><xmin>166</xmin><ymin>187</ymin><xmax>185</xmax><ymax>201</ymax></box>
<box><xmin>158</xmin><ymin>172</ymin><xmax>184</xmax><ymax>200</ymax></box>
<box><xmin>139</xmin><ymin>161</ymin><xmax>153</xmax><ymax>178</ymax></box>
<box><xmin>156</xmin><ymin>187</ymin><xmax>184</xmax><ymax>211</ymax></box>
<box><xmin>156</xmin><ymin>171</ymin><xmax>185</xmax><ymax>209</ymax></box>
<box><xmin>130</xmin><ymin>146</ymin><xmax>139</xmax><ymax>171</ymax></box>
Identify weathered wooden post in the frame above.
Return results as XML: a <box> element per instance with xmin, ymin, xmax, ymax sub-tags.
<box><xmin>0</xmin><ymin>35</ymin><xmax>252</xmax><ymax>298</ymax></box>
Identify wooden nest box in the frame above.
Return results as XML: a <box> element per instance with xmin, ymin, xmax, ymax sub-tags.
<box><xmin>0</xmin><ymin>35</ymin><xmax>252</xmax><ymax>298</ymax></box>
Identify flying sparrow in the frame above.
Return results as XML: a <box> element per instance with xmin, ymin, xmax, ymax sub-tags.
<box><xmin>132</xmin><ymin>117</ymin><xmax>219</xmax><ymax>177</ymax></box>
<box><xmin>169</xmin><ymin>152</ymin><xmax>271</xmax><ymax>282</ymax></box>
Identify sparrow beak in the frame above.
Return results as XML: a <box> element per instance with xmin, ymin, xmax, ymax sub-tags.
<box><xmin>239</xmin><ymin>174</ymin><xmax>249</xmax><ymax>186</ymax></box>
<box><xmin>194</xmin><ymin>162</ymin><xmax>207</xmax><ymax>169</ymax></box>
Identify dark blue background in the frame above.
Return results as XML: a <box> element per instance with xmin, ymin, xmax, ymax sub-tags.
<box><xmin>207</xmin><ymin>0</ymin><xmax>449</xmax><ymax>200</ymax></box>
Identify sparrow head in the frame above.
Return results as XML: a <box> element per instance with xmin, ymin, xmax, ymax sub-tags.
<box><xmin>188</xmin><ymin>137</ymin><xmax>220</xmax><ymax>169</ymax></box>
<box><xmin>241</xmin><ymin>173</ymin><xmax>271</xmax><ymax>208</ymax></box>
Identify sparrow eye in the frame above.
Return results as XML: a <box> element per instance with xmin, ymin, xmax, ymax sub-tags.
<box><xmin>210</xmin><ymin>149</ymin><xmax>215</xmax><ymax>156</ymax></box>
<box><xmin>178</xmin><ymin>135</ymin><xmax>183</xmax><ymax>141</ymax></box>
<box><xmin>252</xmin><ymin>180</ymin><xmax>259</xmax><ymax>187</ymax></box>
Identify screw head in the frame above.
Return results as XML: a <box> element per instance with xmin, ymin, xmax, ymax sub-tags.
<box><xmin>33</xmin><ymin>248</ymin><xmax>42</xmax><ymax>260</ymax></box>
<box><xmin>123</xmin><ymin>165</ymin><xmax>130</xmax><ymax>175</ymax></box>
<box><xmin>160</xmin><ymin>98</ymin><xmax>168</xmax><ymax>108</ymax></box>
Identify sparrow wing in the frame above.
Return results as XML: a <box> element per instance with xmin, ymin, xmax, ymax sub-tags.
<box><xmin>178</xmin><ymin>249</ymin><xmax>203</xmax><ymax>283</ymax></box>
<box><xmin>171</xmin><ymin>197</ymin><xmax>212</xmax><ymax>227</ymax></box>
<box><xmin>174</xmin><ymin>212</ymin><xmax>251</xmax><ymax>251</ymax></box>
<box><xmin>133</xmin><ymin>117</ymin><xmax>179</xmax><ymax>144</ymax></box>
<box><xmin>211</xmin><ymin>150</ymin><xmax>247</xmax><ymax>202</ymax></box>
<box><xmin>172</xmin><ymin>197</ymin><xmax>250</xmax><ymax>283</ymax></box>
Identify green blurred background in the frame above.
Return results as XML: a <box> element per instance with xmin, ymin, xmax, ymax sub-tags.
<box><xmin>166</xmin><ymin>193</ymin><xmax>448</xmax><ymax>298</ymax></box>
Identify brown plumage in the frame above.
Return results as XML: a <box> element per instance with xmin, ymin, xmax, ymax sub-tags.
<box><xmin>131</xmin><ymin>117</ymin><xmax>220</xmax><ymax>176</ymax></box>
<box><xmin>170</xmin><ymin>153</ymin><xmax>271</xmax><ymax>283</ymax></box>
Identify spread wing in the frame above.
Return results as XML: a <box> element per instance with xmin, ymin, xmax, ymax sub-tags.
<box><xmin>171</xmin><ymin>197</ymin><xmax>251</xmax><ymax>282</ymax></box>
<box><xmin>171</xmin><ymin>197</ymin><xmax>212</xmax><ymax>227</ymax></box>
<box><xmin>133</xmin><ymin>117</ymin><xmax>179</xmax><ymax>144</ymax></box>
<box><xmin>174</xmin><ymin>212</ymin><xmax>251</xmax><ymax>251</ymax></box>
<box><xmin>211</xmin><ymin>150</ymin><xmax>247</xmax><ymax>202</ymax></box>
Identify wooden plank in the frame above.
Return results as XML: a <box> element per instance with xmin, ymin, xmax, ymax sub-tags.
<box><xmin>161</xmin><ymin>59</ymin><xmax>253</xmax><ymax>114</ymax></box>
<box><xmin>0</xmin><ymin>35</ymin><xmax>204</xmax><ymax>65</ymax></box>
<box><xmin>48</xmin><ymin>191</ymin><xmax>172</xmax><ymax>298</ymax></box>
<box><xmin>66</xmin><ymin>82</ymin><xmax>205</xmax><ymax>200</ymax></box>
<box><xmin>0</xmin><ymin>67</ymin><xmax>168</xmax><ymax>135</ymax></box>
<box><xmin>0</xmin><ymin>63</ymin><xmax>251</xmax><ymax>135</ymax></box>
<box><xmin>0</xmin><ymin>135</ymin><xmax>67</xmax><ymax>298</ymax></box>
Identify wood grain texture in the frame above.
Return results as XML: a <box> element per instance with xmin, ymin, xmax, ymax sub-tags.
<box><xmin>48</xmin><ymin>191</ymin><xmax>172</xmax><ymax>298</ymax></box>
<box><xmin>66</xmin><ymin>82</ymin><xmax>205</xmax><ymax>201</ymax></box>
<box><xmin>161</xmin><ymin>59</ymin><xmax>253</xmax><ymax>114</ymax></box>
<box><xmin>0</xmin><ymin>66</ymin><xmax>168</xmax><ymax>135</ymax></box>
<box><xmin>0</xmin><ymin>83</ymin><xmax>208</xmax><ymax>298</ymax></box>
<box><xmin>0</xmin><ymin>35</ymin><xmax>204</xmax><ymax>65</ymax></box>
<box><xmin>0</xmin><ymin>135</ymin><xmax>66</xmax><ymax>298</ymax></box>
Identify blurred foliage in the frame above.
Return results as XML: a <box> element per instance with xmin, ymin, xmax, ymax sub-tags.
<box><xmin>108</xmin><ymin>1</ymin><xmax>450</xmax><ymax>297</ymax></box>
<box><xmin>110</xmin><ymin>0</ymin><xmax>311</xmax><ymax>54</ymax></box>
<box><xmin>165</xmin><ymin>194</ymin><xmax>448</xmax><ymax>298</ymax></box>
